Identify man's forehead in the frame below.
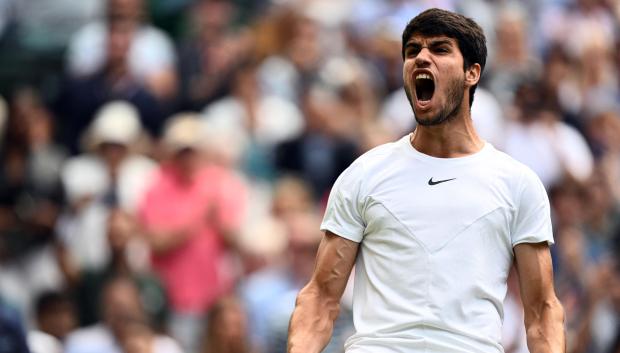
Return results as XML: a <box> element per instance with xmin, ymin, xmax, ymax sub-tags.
<box><xmin>406</xmin><ymin>35</ymin><xmax>457</xmax><ymax>45</ymax></box>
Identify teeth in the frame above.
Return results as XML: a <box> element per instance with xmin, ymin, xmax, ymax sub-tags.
<box><xmin>415</xmin><ymin>73</ymin><xmax>432</xmax><ymax>80</ymax></box>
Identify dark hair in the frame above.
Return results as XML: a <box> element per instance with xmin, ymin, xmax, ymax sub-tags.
<box><xmin>402</xmin><ymin>8</ymin><xmax>487</xmax><ymax>106</ymax></box>
<box><xmin>35</xmin><ymin>291</ymin><xmax>73</xmax><ymax>317</ymax></box>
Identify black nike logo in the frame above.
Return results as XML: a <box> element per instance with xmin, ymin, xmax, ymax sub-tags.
<box><xmin>428</xmin><ymin>177</ymin><xmax>456</xmax><ymax>185</ymax></box>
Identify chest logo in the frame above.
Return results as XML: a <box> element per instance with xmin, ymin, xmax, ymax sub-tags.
<box><xmin>428</xmin><ymin>177</ymin><xmax>456</xmax><ymax>185</ymax></box>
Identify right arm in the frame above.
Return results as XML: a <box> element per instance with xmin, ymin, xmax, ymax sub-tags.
<box><xmin>287</xmin><ymin>231</ymin><xmax>359</xmax><ymax>353</ymax></box>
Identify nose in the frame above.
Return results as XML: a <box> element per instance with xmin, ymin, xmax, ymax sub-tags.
<box><xmin>414</xmin><ymin>47</ymin><xmax>432</xmax><ymax>67</ymax></box>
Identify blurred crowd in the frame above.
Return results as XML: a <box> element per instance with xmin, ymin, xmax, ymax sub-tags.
<box><xmin>0</xmin><ymin>0</ymin><xmax>618</xmax><ymax>353</ymax></box>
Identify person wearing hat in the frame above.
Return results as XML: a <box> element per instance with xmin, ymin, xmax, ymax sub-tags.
<box><xmin>58</xmin><ymin>101</ymin><xmax>157</xmax><ymax>273</ymax></box>
<box><xmin>138</xmin><ymin>113</ymin><xmax>248</xmax><ymax>353</ymax></box>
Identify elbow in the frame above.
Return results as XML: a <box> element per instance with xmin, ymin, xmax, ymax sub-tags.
<box><xmin>295</xmin><ymin>282</ymin><xmax>342</xmax><ymax>321</ymax></box>
<box><xmin>524</xmin><ymin>297</ymin><xmax>566</xmax><ymax>350</ymax></box>
<box><xmin>546</xmin><ymin>297</ymin><xmax>565</xmax><ymax>325</ymax></box>
<box><xmin>526</xmin><ymin>296</ymin><xmax>565</xmax><ymax>325</ymax></box>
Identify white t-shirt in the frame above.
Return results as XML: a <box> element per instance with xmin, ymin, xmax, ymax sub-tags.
<box><xmin>321</xmin><ymin>134</ymin><xmax>553</xmax><ymax>353</ymax></box>
<box><xmin>67</xmin><ymin>22</ymin><xmax>176</xmax><ymax>81</ymax></box>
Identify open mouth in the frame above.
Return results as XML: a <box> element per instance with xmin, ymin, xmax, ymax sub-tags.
<box><xmin>415</xmin><ymin>73</ymin><xmax>435</xmax><ymax>102</ymax></box>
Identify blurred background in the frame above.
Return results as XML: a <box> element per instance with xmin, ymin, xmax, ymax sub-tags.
<box><xmin>0</xmin><ymin>0</ymin><xmax>618</xmax><ymax>352</ymax></box>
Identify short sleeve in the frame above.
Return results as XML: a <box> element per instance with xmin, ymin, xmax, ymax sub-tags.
<box><xmin>320</xmin><ymin>162</ymin><xmax>366</xmax><ymax>242</ymax></box>
<box><xmin>511</xmin><ymin>168</ymin><xmax>554</xmax><ymax>246</ymax></box>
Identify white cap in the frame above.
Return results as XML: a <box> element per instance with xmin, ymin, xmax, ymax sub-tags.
<box><xmin>162</xmin><ymin>113</ymin><xmax>204</xmax><ymax>151</ymax></box>
<box><xmin>89</xmin><ymin>101</ymin><xmax>141</xmax><ymax>146</ymax></box>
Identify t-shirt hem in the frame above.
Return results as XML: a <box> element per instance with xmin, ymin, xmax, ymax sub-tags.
<box><xmin>320</xmin><ymin>222</ymin><xmax>363</xmax><ymax>243</ymax></box>
<box><xmin>512</xmin><ymin>237</ymin><xmax>555</xmax><ymax>247</ymax></box>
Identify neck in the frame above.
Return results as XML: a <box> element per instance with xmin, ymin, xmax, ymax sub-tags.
<box><xmin>110</xmin><ymin>251</ymin><xmax>130</xmax><ymax>274</ymax></box>
<box><xmin>410</xmin><ymin>102</ymin><xmax>484</xmax><ymax>158</ymax></box>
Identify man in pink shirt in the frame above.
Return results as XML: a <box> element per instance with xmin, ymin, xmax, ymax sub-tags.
<box><xmin>138</xmin><ymin>114</ymin><xmax>247</xmax><ymax>353</ymax></box>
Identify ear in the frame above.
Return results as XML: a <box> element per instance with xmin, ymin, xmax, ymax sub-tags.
<box><xmin>465</xmin><ymin>63</ymin><xmax>481</xmax><ymax>87</ymax></box>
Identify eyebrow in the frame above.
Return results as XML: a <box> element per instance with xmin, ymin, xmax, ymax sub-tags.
<box><xmin>405</xmin><ymin>39</ymin><xmax>454</xmax><ymax>49</ymax></box>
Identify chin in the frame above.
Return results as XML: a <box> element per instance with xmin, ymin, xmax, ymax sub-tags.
<box><xmin>415</xmin><ymin>117</ymin><xmax>440</xmax><ymax>126</ymax></box>
<box><xmin>414</xmin><ymin>111</ymin><xmax>449</xmax><ymax>126</ymax></box>
<box><xmin>413</xmin><ymin>109</ymin><xmax>435</xmax><ymax>124</ymax></box>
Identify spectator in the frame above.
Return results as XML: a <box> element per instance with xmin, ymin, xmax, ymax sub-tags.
<box><xmin>73</xmin><ymin>208</ymin><xmax>167</xmax><ymax>329</ymax></box>
<box><xmin>540</xmin><ymin>0</ymin><xmax>616</xmax><ymax>61</ymax></box>
<box><xmin>502</xmin><ymin>81</ymin><xmax>594</xmax><ymax>188</ymax></box>
<box><xmin>0</xmin><ymin>89</ymin><xmax>67</xmax><ymax>321</ymax></box>
<box><xmin>28</xmin><ymin>291</ymin><xmax>77</xmax><ymax>353</ymax></box>
<box><xmin>549</xmin><ymin>178</ymin><xmax>589</xmax><ymax>231</ymax></box>
<box><xmin>57</xmin><ymin>101</ymin><xmax>156</xmax><ymax>272</ymax></box>
<box><xmin>270</xmin><ymin>176</ymin><xmax>315</xmax><ymax>218</ymax></box>
<box><xmin>275</xmin><ymin>86</ymin><xmax>358</xmax><ymax>200</ymax></box>
<box><xmin>64</xmin><ymin>275</ymin><xmax>182</xmax><ymax>353</ymax></box>
<box><xmin>56</xmin><ymin>19</ymin><xmax>168</xmax><ymax>153</ymax></box>
<box><xmin>200</xmin><ymin>296</ymin><xmax>251</xmax><ymax>353</ymax></box>
<box><xmin>485</xmin><ymin>4</ymin><xmax>542</xmax><ymax>105</ymax></box>
<box><xmin>202</xmin><ymin>61</ymin><xmax>304</xmax><ymax>181</ymax></box>
<box><xmin>317</xmin><ymin>56</ymin><xmax>390</xmax><ymax>148</ymax></box>
<box><xmin>586</xmin><ymin>111</ymin><xmax>620</xmax><ymax>199</ymax></box>
<box><xmin>556</xmin><ymin>31</ymin><xmax>619</xmax><ymax>119</ymax></box>
<box><xmin>66</xmin><ymin>0</ymin><xmax>177</xmax><ymax>100</ymax></box>
<box><xmin>580</xmin><ymin>167</ymin><xmax>620</xmax><ymax>263</ymax></box>
<box><xmin>257</xmin><ymin>13</ymin><xmax>323</xmax><ymax>103</ymax></box>
<box><xmin>553</xmin><ymin>226</ymin><xmax>590</xmax><ymax>352</ymax></box>
<box><xmin>0</xmin><ymin>88</ymin><xmax>66</xmax><ymax>261</ymax></box>
<box><xmin>138</xmin><ymin>114</ymin><xmax>247</xmax><ymax>353</ymax></box>
<box><xmin>236</xmin><ymin>215</ymin><xmax>288</xmax><ymax>276</ymax></box>
<box><xmin>177</xmin><ymin>0</ymin><xmax>247</xmax><ymax>110</ymax></box>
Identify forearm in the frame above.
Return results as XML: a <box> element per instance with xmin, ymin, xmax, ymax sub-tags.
<box><xmin>525</xmin><ymin>297</ymin><xmax>566</xmax><ymax>353</ymax></box>
<box><xmin>287</xmin><ymin>284</ymin><xmax>341</xmax><ymax>353</ymax></box>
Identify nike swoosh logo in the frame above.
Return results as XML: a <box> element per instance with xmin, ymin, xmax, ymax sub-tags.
<box><xmin>428</xmin><ymin>177</ymin><xmax>456</xmax><ymax>185</ymax></box>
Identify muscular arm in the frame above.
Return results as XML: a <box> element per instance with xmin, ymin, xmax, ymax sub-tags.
<box><xmin>514</xmin><ymin>242</ymin><xmax>566</xmax><ymax>353</ymax></box>
<box><xmin>287</xmin><ymin>231</ymin><xmax>359</xmax><ymax>353</ymax></box>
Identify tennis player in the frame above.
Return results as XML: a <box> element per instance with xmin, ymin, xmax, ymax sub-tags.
<box><xmin>288</xmin><ymin>8</ymin><xmax>565</xmax><ymax>353</ymax></box>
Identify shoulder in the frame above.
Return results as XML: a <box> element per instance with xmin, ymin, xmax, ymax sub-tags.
<box><xmin>333</xmin><ymin>137</ymin><xmax>407</xmax><ymax>190</ymax></box>
<box><xmin>486</xmin><ymin>146</ymin><xmax>542</xmax><ymax>183</ymax></box>
<box><xmin>350</xmin><ymin>138</ymin><xmax>403</xmax><ymax>172</ymax></box>
<box><xmin>477</xmin><ymin>146</ymin><xmax>548</xmax><ymax>205</ymax></box>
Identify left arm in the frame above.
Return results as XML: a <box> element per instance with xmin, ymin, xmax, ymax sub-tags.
<box><xmin>514</xmin><ymin>242</ymin><xmax>566</xmax><ymax>353</ymax></box>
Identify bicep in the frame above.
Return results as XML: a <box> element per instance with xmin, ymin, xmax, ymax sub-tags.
<box><xmin>514</xmin><ymin>242</ymin><xmax>557</xmax><ymax>311</ymax></box>
<box><xmin>309</xmin><ymin>231</ymin><xmax>359</xmax><ymax>299</ymax></box>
